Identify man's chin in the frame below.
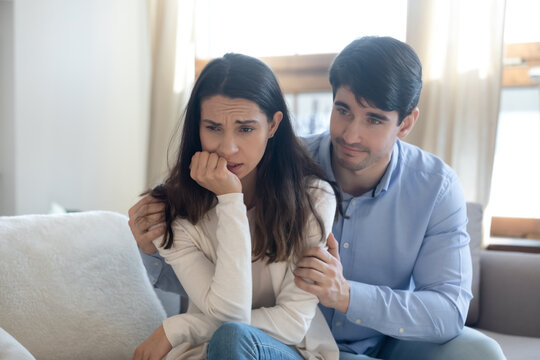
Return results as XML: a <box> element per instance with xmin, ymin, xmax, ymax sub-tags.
<box><xmin>336</xmin><ymin>156</ymin><xmax>370</xmax><ymax>172</ymax></box>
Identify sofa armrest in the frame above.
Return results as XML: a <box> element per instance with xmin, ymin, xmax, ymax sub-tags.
<box><xmin>476</xmin><ymin>250</ymin><xmax>540</xmax><ymax>337</ymax></box>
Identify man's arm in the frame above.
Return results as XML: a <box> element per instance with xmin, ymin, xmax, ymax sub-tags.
<box><xmin>128</xmin><ymin>195</ymin><xmax>185</xmax><ymax>295</ymax></box>
<box><xmin>295</xmin><ymin>178</ymin><xmax>473</xmax><ymax>343</ymax></box>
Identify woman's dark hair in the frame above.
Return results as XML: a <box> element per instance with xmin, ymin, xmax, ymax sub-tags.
<box><xmin>151</xmin><ymin>53</ymin><xmax>340</xmax><ymax>263</ymax></box>
<box><xmin>329</xmin><ymin>36</ymin><xmax>423</xmax><ymax>124</ymax></box>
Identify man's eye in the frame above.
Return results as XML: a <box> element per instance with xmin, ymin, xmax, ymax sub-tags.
<box><xmin>369</xmin><ymin>118</ymin><xmax>382</xmax><ymax>125</ymax></box>
<box><xmin>240</xmin><ymin>127</ymin><xmax>254</xmax><ymax>133</ymax></box>
<box><xmin>337</xmin><ymin>108</ymin><xmax>348</xmax><ymax>115</ymax></box>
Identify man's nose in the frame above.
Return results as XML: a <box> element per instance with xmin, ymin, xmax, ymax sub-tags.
<box><xmin>342</xmin><ymin>120</ymin><xmax>363</xmax><ymax>144</ymax></box>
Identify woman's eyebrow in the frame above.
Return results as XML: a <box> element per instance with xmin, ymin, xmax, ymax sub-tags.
<box><xmin>201</xmin><ymin>119</ymin><xmax>221</xmax><ymax>126</ymax></box>
<box><xmin>235</xmin><ymin>120</ymin><xmax>258</xmax><ymax>125</ymax></box>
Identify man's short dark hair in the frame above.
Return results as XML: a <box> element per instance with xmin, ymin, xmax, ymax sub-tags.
<box><xmin>329</xmin><ymin>36</ymin><xmax>422</xmax><ymax>124</ymax></box>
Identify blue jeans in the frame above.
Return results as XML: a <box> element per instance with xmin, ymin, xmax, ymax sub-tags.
<box><xmin>340</xmin><ymin>327</ymin><xmax>506</xmax><ymax>360</ymax></box>
<box><xmin>206</xmin><ymin>322</ymin><xmax>303</xmax><ymax>360</ymax></box>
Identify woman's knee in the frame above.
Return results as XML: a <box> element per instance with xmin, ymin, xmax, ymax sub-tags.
<box><xmin>207</xmin><ymin>322</ymin><xmax>256</xmax><ymax>358</ymax></box>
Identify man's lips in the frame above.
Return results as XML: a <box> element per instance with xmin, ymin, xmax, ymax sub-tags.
<box><xmin>337</xmin><ymin>142</ymin><xmax>369</xmax><ymax>156</ymax></box>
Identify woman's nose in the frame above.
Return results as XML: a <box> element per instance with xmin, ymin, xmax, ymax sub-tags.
<box><xmin>217</xmin><ymin>133</ymin><xmax>238</xmax><ymax>157</ymax></box>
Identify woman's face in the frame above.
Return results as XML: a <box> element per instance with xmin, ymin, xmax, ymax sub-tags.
<box><xmin>199</xmin><ymin>95</ymin><xmax>282</xmax><ymax>186</ymax></box>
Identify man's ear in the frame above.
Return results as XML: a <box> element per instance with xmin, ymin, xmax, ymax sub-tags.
<box><xmin>397</xmin><ymin>107</ymin><xmax>419</xmax><ymax>139</ymax></box>
<box><xmin>269</xmin><ymin>111</ymin><xmax>283</xmax><ymax>138</ymax></box>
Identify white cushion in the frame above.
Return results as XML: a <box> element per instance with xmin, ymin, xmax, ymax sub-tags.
<box><xmin>0</xmin><ymin>211</ymin><xmax>166</xmax><ymax>360</ymax></box>
<box><xmin>0</xmin><ymin>328</ymin><xmax>36</xmax><ymax>360</ymax></box>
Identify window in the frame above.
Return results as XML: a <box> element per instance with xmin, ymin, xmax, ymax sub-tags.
<box><xmin>195</xmin><ymin>0</ymin><xmax>407</xmax><ymax>58</ymax></box>
<box><xmin>194</xmin><ymin>1</ymin><xmax>407</xmax><ymax>136</ymax></box>
<box><xmin>487</xmin><ymin>0</ymin><xmax>540</xmax><ymax>248</ymax></box>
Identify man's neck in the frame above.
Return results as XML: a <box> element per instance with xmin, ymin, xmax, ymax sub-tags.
<box><xmin>332</xmin><ymin>153</ymin><xmax>391</xmax><ymax>198</ymax></box>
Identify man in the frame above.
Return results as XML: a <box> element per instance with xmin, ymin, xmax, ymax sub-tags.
<box><xmin>129</xmin><ymin>37</ymin><xmax>504</xmax><ymax>359</ymax></box>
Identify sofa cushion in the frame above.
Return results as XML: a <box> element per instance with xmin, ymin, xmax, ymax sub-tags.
<box><xmin>465</xmin><ymin>202</ymin><xmax>482</xmax><ymax>325</ymax></box>
<box><xmin>0</xmin><ymin>328</ymin><xmax>36</xmax><ymax>360</ymax></box>
<box><xmin>477</xmin><ymin>329</ymin><xmax>540</xmax><ymax>360</ymax></box>
<box><xmin>0</xmin><ymin>211</ymin><xmax>167</xmax><ymax>360</ymax></box>
<box><xmin>477</xmin><ymin>250</ymin><xmax>540</xmax><ymax>338</ymax></box>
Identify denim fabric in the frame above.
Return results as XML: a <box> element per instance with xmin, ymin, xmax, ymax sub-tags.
<box><xmin>206</xmin><ymin>322</ymin><xmax>304</xmax><ymax>360</ymax></box>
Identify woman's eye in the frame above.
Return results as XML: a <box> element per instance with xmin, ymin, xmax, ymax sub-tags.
<box><xmin>206</xmin><ymin>125</ymin><xmax>220</xmax><ymax>131</ymax></box>
<box><xmin>240</xmin><ymin>127</ymin><xmax>254</xmax><ymax>133</ymax></box>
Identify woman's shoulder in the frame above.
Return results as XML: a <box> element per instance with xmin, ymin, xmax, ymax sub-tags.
<box><xmin>306</xmin><ymin>177</ymin><xmax>335</xmax><ymax>200</ymax></box>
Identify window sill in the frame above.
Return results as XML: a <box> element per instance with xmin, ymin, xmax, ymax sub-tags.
<box><xmin>487</xmin><ymin>237</ymin><xmax>540</xmax><ymax>253</ymax></box>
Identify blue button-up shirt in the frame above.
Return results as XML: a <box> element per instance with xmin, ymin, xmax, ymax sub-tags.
<box><xmin>304</xmin><ymin>132</ymin><xmax>473</xmax><ymax>354</ymax></box>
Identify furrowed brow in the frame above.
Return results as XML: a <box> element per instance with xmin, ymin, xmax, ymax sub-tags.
<box><xmin>235</xmin><ymin>120</ymin><xmax>258</xmax><ymax>125</ymax></box>
<box><xmin>201</xmin><ymin>119</ymin><xmax>221</xmax><ymax>126</ymax></box>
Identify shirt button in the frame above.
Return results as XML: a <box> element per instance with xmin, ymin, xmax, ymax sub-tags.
<box><xmin>153</xmin><ymin>261</ymin><xmax>161</xmax><ymax>266</ymax></box>
<box><xmin>355</xmin><ymin>319</ymin><xmax>362</xmax><ymax>324</ymax></box>
<box><xmin>343</xmin><ymin>242</ymin><xmax>350</xmax><ymax>249</ymax></box>
<box><xmin>335</xmin><ymin>321</ymin><xmax>342</xmax><ymax>327</ymax></box>
<box><xmin>399</xmin><ymin>328</ymin><xmax>404</xmax><ymax>333</ymax></box>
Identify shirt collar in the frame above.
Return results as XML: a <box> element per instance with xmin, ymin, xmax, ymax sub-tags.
<box><xmin>372</xmin><ymin>141</ymin><xmax>400</xmax><ymax>197</ymax></box>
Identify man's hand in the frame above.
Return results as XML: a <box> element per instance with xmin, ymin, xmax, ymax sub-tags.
<box><xmin>132</xmin><ymin>324</ymin><xmax>172</xmax><ymax>360</ymax></box>
<box><xmin>128</xmin><ymin>195</ymin><xmax>166</xmax><ymax>254</ymax></box>
<box><xmin>190</xmin><ymin>151</ymin><xmax>242</xmax><ymax>195</ymax></box>
<box><xmin>293</xmin><ymin>233</ymin><xmax>350</xmax><ymax>313</ymax></box>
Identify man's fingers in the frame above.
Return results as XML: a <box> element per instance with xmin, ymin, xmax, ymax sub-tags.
<box><xmin>302</xmin><ymin>246</ymin><xmax>334</xmax><ymax>264</ymax></box>
<box><xmin>293</xmin><ymin>267</ymin><xmax>327</xmax><ymax>284</ymax></box>
<box><xmin>327</xmin><ymin>233</ymin><xmax>340</xmax><ymax>260</ymax></box>
<box><xmin>294</xmin><ymin>275</ymin><xmax>324</xmax><ymax>297</ymax></box>
<box><xmin>128</xmin><ymin>194</ymin><xmax>155</xmax><ymax>218</ymax></box>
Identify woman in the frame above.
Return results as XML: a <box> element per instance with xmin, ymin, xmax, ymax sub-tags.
<box><xmin>133</xmin><ymin>53</ymin><xmax>340</xmax><ymax>360</ymax></box>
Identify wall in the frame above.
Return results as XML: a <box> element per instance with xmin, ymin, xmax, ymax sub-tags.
<box><xmin>11</xmin><ymin>0</ymin><xmax>150</xmax><ymax>215</ymax></box>
<box><xmin>0</xmin><ymin>0</ymin><xmax>15</xmax><ymax>215</ymax></box>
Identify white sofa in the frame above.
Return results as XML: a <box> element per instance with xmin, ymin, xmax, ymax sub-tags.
<box><xmin>0</xmin><ymin>211</ymin><xmax>168</xmax><ymax>360</ymax></box>
<box><xmin>1</xmin><ymin>206</ymin><xmax>539</xmax><ymax>359</ymax></box>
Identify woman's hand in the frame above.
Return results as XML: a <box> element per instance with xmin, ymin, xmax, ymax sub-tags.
<box><xmin>132</xmin><ymin>325</ymin><xmax>172</xmax><ymax>360</ymax></box>
<box><xmin>190</xmin><ymin>151</ymin><xmax>242</xmax><ymax>195</ymax></box>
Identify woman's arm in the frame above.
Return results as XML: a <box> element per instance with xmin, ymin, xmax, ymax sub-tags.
<box><xmin>251</xmin><ymin>180</ymin><xmax>337</xmax><ymax>344</ymax></box>
<box><xmin>155</xmin><ymin>193</ymin><xmax>253</xmax><ymax>323</ymax></box>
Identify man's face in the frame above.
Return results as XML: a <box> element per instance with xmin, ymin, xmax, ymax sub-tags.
<box><xmin>329</xmin><ymin>86</ymin><xmax>406</xmax><ymax>174</ymax></box>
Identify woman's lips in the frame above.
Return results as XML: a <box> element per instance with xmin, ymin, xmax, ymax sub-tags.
<box><xmin>226</xmin><ymin>163</ymin><xmax>242</xmax><ymax>173</ymax></box>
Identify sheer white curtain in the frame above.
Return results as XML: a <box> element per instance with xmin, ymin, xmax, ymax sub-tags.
<box><xmin>146</xmin><ymin>0</ymin><xmax>195</xmax><ymax>187</ymax></box>
<box><xmin>406</xmin><ymin>0</ymin><xmax>506</xmax><ymax>207</ymax></box>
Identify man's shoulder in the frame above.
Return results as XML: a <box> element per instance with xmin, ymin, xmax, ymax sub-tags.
<box><xmin>398</xmin><ymin>140</ymin><xmax>457</xmax><ymax>181</ymax></box>
<box><xmin>301</xmin><ymin>132</ymin><xmax>329</xmax><ymax>159</ymax></box>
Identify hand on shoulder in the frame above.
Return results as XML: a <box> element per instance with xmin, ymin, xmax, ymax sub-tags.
<box><xmin>128</xmin><ymin>195</ymin><xmax>166</xmax><ymax>254</ymax></box>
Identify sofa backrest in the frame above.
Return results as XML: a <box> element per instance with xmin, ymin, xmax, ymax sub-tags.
<box><xmin>465</xmin><ymin>202</ymin><xmax>483</xmax><ymax>326</ymax></box>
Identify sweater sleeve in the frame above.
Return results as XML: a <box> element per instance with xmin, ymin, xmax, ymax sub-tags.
<box><xmin>154</xmin><ymin>193</ymin><xmax>253</xmax><ymax>346</ymax></box>
<box><xmin>250</xmin><ymin>180</ymin><xmax>337</xmax><ymax>344</ymax></box>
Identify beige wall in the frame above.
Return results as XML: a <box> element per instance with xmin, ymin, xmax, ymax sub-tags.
<box><xmin>7</xmin><ymin>0</ymin><xmax>150</xmax><ymax>215</ymax></box>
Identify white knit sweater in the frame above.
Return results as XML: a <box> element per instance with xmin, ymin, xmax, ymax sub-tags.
<box><xmin>154</xmin><ymin>179</ymin><xmax>339</xmax><ymax>360</ymax></box>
